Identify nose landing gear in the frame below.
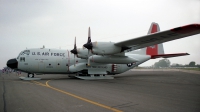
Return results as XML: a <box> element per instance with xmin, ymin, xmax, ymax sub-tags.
<box><xmin>27</xmin><ymin>73</ymin><xmax>34</xmax><ymax>78</ymax></box>
<box><xmin>19</xmin><ymin>73</ymin><xmax>41</xmax><ymax>80</ymax></box>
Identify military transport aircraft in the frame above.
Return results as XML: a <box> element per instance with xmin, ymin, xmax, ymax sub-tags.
<box><xmin>7</xmin><ymin>22</ymin><xmax>200</xmax><ymax>79</ymax></box>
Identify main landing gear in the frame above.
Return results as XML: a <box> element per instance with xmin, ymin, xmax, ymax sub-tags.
<box><xmin>74</xmin><ymin>73</ymin><xmax>114</xmax><ymax>80</ymax></box>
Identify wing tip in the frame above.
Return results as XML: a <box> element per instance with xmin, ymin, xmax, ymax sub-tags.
<box><xmin>186</xmin><ymin>53</ymin><xmax>190</xmax><ymax>55</ymax></box>
<box><xmin>171</xmin><ymin>23</ymin><xmax>200</xmax><ymax>33</ymax></box>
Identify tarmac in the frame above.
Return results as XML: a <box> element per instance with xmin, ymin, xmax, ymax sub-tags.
<box><xmin>0</xmin><ymin>70</ymin><xmax>200</xmax><ymax>112</ymax></box>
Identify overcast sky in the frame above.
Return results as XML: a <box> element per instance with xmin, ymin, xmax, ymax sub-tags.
<box><xmin>0</xmin><ymin>0</ymin><xmax>200</xmax><ymax>69</ymax></box>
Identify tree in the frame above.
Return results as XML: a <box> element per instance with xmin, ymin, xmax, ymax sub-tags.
<box><xmin>189</xmin><ymin>61</ymin><xmax>195</xmax><ymax>67</ymax></box>
<box><xmin>154</xmin><ymin>59</ymin><xmax>170</xmax><ymax>68</ymax></box>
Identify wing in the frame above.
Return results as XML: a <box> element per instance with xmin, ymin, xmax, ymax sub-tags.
<box><xmin>115</xmin><ymin>24</ymin><xmax>200</xmax><ymax>51</ymax></box>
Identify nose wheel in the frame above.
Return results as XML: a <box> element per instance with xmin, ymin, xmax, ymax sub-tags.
<box><xmin>20</xmin><ymin>74</ymin><xmax>40</xmax><ymax>80</ymax></box>
<box><xmin>27</xmin><ymin>73</ymin><xmax>34</xmax><ymax>78</ymax></box>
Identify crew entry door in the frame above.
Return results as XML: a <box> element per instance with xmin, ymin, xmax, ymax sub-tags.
<box><xmin>38</xmin><ymin>62</ymin><xmax>44</xmax><ymax>72</ymax></box>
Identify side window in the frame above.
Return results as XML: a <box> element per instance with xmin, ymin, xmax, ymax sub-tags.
<box><xmin>20</xmin><ymin>57</ymin><xmax>25</xmax><ymax>62</ymax></box>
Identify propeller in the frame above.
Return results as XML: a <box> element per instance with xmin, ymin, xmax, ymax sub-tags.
<box><xmin>83</xmin><ymin>27</ymin><xmax>93</xmax><ymax>66</ymax></box>
<box><xmin>70</xmin><ymin>37</ymin><xmax>78</xmax><ymax>66</ymax></box>
<box><xmin>83</xmin><ymin>27</ymin><xmax>93</xmax><ymax>50</ymax></box>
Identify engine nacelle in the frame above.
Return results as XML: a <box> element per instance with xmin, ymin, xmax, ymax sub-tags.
<box><xmin>76</xmin><ymin>48</ymin><xmax>88</xmax><ymax>59</ymax></box>
<box><xmin>92</xmin><ymin>42</ymin><xmax>121</xmax><ymax>55</ymax></box>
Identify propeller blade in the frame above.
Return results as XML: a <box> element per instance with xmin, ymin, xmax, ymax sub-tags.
<box><xmin>74</xmin><ymin>37</ymin><xmax>76</xmax><ymax>49</ymax></box>
<box><xmin>83</xmin><ymin>27</ymin><xmax>93</xmax><ymax>49</ymax></box>
<box><xmin>88</xmin><ymin>27</ymin><xmax>91</xmax><ymax>43</ymax></box>
<box><xmin>87</xmin><ymin>50</ymin><xmax>91</xmax><ymax>66</ymax></box>
<box><xmin>67</xmin><ymin>55</ymin><xmax>70</xmax><ymax>71</ymax></box>
<box><xmin>74</xmin><ymin>54</ymin><xmax>76</xmax><ymax>66</ymax></box>
<box><xmin>70</xmin><ymin>37</ymin><xmax>78</xmax><ymax>66</ymax></box>
<box><xmin>84</xmin><ymin>27</ymin><xmax>92</xmax><ymax>66</ymax></box>
<box><xmin>87</xmin><ymin>57</ymin><xmax>90</xmax><ymax>66</ymax></box>
<box><xmin>70</xmin><ymin>37</ymin><xmax>78</xmax><ymax>54</ymax></box>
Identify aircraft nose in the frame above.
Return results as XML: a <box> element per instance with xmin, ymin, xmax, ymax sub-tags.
<box><xmin>7</xmin><ymin>58</ymin><xmax>18</xmax><ymax>69</ymax></box>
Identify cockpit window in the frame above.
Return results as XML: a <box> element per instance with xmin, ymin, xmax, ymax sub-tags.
<box><xmin>21</xmin><ymin>50</ymin><xmax>30</xmax><ymax>55</ymax></box>
<box><xmin>17</xmin><ymin>50</ymin><xmax>30</xmax><ymax>59</ymax></box>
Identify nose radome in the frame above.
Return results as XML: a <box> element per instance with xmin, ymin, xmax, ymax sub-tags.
<box><xmin>7</xmin><ymin>58</ymin><xmax>18</xmax><ymax>69</ymax></box>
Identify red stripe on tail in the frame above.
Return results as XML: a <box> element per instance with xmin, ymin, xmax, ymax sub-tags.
<box><xmin>146</xmin><ymin>45</ymin><xmax>158</xmax><ymax>55</ymax></box>
<box><xmin>151</xmin><ymin>24</ymin><xmax>158</xmax><ymax>33</ymax></box>
<box><xmin>146</xmin><ymin>23</ymin><xmax>159</xmax><ymax>55</ymax></box>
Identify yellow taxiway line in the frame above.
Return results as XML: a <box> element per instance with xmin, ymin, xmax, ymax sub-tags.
<box><xmin>31</xmin><ymin>80</ymin><xmax>123</xmax><ymax>112</ymax></box>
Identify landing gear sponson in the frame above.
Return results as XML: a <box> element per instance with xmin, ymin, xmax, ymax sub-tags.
<box><xmin>72</xmin><ymin>73</ymin><xmax>114</xmax><ymax>80</ymax></box>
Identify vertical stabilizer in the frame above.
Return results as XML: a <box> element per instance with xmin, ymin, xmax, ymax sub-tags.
<box><xmin>147</xmin><ymin>22</ymin><xmax>160</xmax><ymax>34</ymax></box>
<box><xmin>146</xmin><ymin>22</ymin><xmax>164</xmax><ymax>55</ymax></box>
<box><xmin>130</xmin><ymin>22</ymin><xmax>164</xmax><ymax>55</ymax></box>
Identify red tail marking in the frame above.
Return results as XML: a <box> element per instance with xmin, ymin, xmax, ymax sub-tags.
<box><xmin>151</xmin><ymin>24</ymin><xmax>158</xmax><ymax>33</ymax></box>
<box><xmin>146</xmin><ymin>45</ymin><xmax>158</xmax><ymax>55</ymax></box>
<box><xmin>147</xmin><ymin>23</ymin><xmax>158</xmax><ymax>55</ymax></box>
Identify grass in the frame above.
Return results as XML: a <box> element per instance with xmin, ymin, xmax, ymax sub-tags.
<box><xmin>180</xmin><ymin>68</ymin><xmax>200</xmax><ymax>71</ymax></box>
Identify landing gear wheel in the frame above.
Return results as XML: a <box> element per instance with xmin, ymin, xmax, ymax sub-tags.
<box><xmin>27</xmin><ymin>74</ymin><xmax>34</xmax><ymax>78</ymax></box>
<box><xmin>31</xmin><ymin>74</ymin><xmax>34</xmax><ymax>78</ymax></box>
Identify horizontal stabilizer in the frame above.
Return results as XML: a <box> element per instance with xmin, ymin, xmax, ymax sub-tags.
<box><xmin>151</xmin><ymin>53</ymin><xmax>189</xmax><ymax>59</ymax></box>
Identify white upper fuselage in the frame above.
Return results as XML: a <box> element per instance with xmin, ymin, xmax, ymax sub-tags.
<box><xmin>16</xmin><ymin>48</ymin><xmax>151</xmax><ymax>75</ymax></box>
